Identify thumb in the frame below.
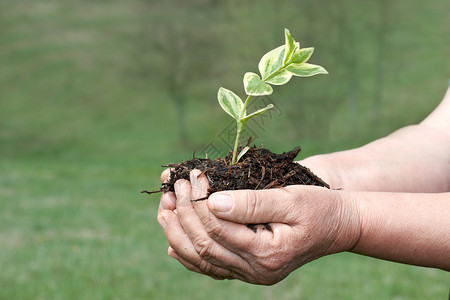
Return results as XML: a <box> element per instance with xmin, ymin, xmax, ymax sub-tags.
<box><xmin>207</xmin><ymin>188</ymin><xmax>296</xmax><ymax>224</ymax></box>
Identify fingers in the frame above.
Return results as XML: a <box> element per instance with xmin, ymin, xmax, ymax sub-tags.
<box><xmin>158</xmin><ymin>168</ymin><xmax>176</xmax><ymax>227</ymax></box>
<box><xmin>168</xmin><ymin>247</ymin><xmax>241</xmax><ymax>281</ymax></box>
<box><xmin>174</xmin><ymin>178</ymin><xmax>247</xmax><ymax>269</ymax></box>
<box><xmin>160</xmin><ymin>208</ymin><xmax>240</xmax><ymax>279</ymax></box>
<box><xmin>160</xmin><ymin>169</ymin><xmax>289</xmax><ymax>282</ymax></box>
<box><xmin>159</xmin><ymin>168</ymin><xmax>246</xmax><ymax>278</ymax></box>
<box><xmin>207</xmin><ymin>187</ymin><xmax>299</xmax><ymax>224</ymax></box>
<box><xmin>190</xmin><ymin>169</ymin><xmax>218</xmax><ymax>229</ymax></box>
<box><xmin>208</xmin><ymin>216</ymin><xmax>290</xmax><ymax>255</ymax></box>
<box><xmin>158</xmin><ymin>191</ymin><xmax>176</xmax><ymax>212</ymax></box>
<box><xmin>159</xmin><ymin>172</ymin><xmax>337</xmax><ymax>285</ymax></box>
<box><xmin>161</xmin><ymin>168</ymin><xmax>172</xmax><ymax>183</ymax></box>
<box><xmin>189</xmin><ymin>169</ymin><xmax>280</xmax><ymax>252</ymax></box>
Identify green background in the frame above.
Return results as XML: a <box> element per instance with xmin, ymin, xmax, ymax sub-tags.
<box><xmin>1</xmin><ymin>0</ymin><xmax>449</xmax><ymax>299</ymax></box>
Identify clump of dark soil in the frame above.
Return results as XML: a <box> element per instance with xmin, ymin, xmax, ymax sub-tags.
<box><xmin>143</xmin><ymin>146</ymin><xmax>329</xmax><ymax>232</ymax></box>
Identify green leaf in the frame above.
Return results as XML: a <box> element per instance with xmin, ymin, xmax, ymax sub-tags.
<box><xmin>242</xmin><ymin>104</ymin><xmax>274</xmax><ymax>123</ymax></box>
<box><xmin>291</xmin><ymin>47</ymin><xmax>314</xmax><ymax>64</ymax></box>
<box><xmin>243</xmin><ymin>72</ymin><xmax>273</xmax><ymax>96</ymax></box>
<box><xmin>236</xmin><ymin>146</ymin><xmax>249</xmax><ymax>163</ymax></box>
<box><xmin>286</xmin><ymin>63</ymin><xmax>328</xmax><ymax>77</ymax></box>
<box><xmin>265</xmin><ymin>70</ymin><xmax>293</xmax><ymax>85</ymax></box>
<box><xmin>217</xmin><ymin>87</ymin><xmax>243</xmax><ymax>120</ymax></box>
<box><xmin>258</xmin><ymin>45</ymin><xmax>284</xmax><ymax>80</ymax></box>
<box><xmin>283</xmin><ymin>28</ymin><xmax>296</xmax><ymax>65</ymax></box>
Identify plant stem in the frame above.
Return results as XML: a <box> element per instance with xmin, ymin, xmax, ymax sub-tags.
<box><xmin>262</xmin><ymin>64</ymin><xmax>290</xmax><ymax>82</ymax></box>
<box><xmin>231</xmin><ymin>95</ymin><xmax>252</xmax><ymax>165</ymax></box>
<box><xmin>230</xmin><ymin>62</ymin><xmax>291</xmax><ymax>164</ymax></box>
<box><xmin>241</xmin><ymin>95</ymin><xmax>253</xmax><ymax>119</ymax></box>
<box><xmin>231</xmin><ymin>121</ymin><xmax>242</xmax><ymax>165</ymax></box>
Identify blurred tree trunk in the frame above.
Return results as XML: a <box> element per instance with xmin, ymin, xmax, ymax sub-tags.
<box><xmin>134</xmin><ymin>0</ymin><xmax>224</xmax><ymax>145</ymax></box>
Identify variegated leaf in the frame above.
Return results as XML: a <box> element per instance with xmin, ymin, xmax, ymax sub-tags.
<box><xmin>286</xmin><ymin>63</ymin><xmax>328</xmax><ymax>77</ymax></box>
<box><xmin>243</xmin><ymin>72</ymin><xmax>273</xmax><ymax>96</ymax></box>
<box><xmin>217</xmin><ymin>87</ymin><xmax>243</xmax><ymax>120</ymax></box>
<box><xmin>291</xmin><ymin>47</ymin><xmax>314</xmax><ymax>64</ymax></box>
<box><xmin>283</xmin><ymin>28</ymin><xmax>296</xmax><ymax>64</ymax></box>
<box><xmin>258</xmin><ymin>45</ymin><xmax>285</xmax><ymax>81</ymax></box>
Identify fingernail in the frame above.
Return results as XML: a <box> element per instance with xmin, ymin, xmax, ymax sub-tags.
<box><xmin>168</xmin><ymin>247</ymin><xmax>179</xmax><ymax>259</ymax></box>
<box><xmin>174</xmin><ymin>180</ymin><xmax>185</xmax><ymax>193</ymax></box>
<box><xmin>190</xmin><ymin>170</ymin><xmax>200</xmax><ymax>187</ymax></box>
<box><xmin>210</xmin><ymin>193</ymin><xmax>233</xmax><ymax>212</ymax></box>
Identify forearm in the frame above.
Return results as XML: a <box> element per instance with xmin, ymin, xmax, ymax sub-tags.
<box><xmin>347</xmin><ymin>191</ymin><xmax>450</xmax><ymax>271</ymax></box>
<box><xmin>301</xmin><ymin>123</ymin><xmax>450</xmax><ymax>192</ymax></box>
<box><xmin>301</xmin><ymin>88</ymin><xmax>450</xmax><ymax>192</ymax></box>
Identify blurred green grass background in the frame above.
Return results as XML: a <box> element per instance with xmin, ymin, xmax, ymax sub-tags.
<box><xmin>0</xmin><ymin>0</ymin><xmax>449</xmax><ymax>299</ymax></box>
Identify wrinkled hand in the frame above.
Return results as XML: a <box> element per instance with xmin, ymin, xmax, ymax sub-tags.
<box><xmin>157</xmin><ymin>169</ymin><xmax>360</xmax><ymax>285</ymax></box>
<box><xmin>157</xmin><ymin>168</ymin><xmax>243</xmax><ymax>280</ymax></box>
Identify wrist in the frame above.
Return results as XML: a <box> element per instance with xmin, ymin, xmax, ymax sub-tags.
<box><xmin>329</xmin><ymin>190</ymin><xmax>362</xmax><ymax>254</ymax></box>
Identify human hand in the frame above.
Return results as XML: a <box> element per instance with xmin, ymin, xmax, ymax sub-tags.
<box><xmin>158</xmin><ymin>168</ymin><xmax>176</xmax><ymax>212</ymax></box>
<box><xmin>157</xmin><ymin>169</ymin><xmax>245</xmax><ymax>280</ymax></box>
<box><xmin>157</xmin><ymin>169</ymin><xmax>361</xmax><ymax>285</ymax></box>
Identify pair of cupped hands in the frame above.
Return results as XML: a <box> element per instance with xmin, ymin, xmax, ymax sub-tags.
<box><xmin>157</xmin><ymin>167</ymin><xmax>361</xmax><ymax>285</ymax></box>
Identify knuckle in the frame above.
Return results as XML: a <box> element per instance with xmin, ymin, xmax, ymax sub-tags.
<box><xmin>256</xmin><ymin>242</ymin><xmax>291</xmax><ymax>273</ymax></box>
<box><xmin>255</xmin><ymin>249</ymin><xmax>283</xmax><ymax>272</ymax></box>
<box><xmin>159</xmin><ymin>193</ymin><xmax>174</xmax><ymax>211</ymax></box>
<box><xmin>243</xmin><ymin>191</ymin><xmax>260</xmax><ymax>222</ymax></box>
<box><xmin>198</xmin><ymin>258</ymin><xmax>214</xmax><ymax>274</ymax></box>
<box><xmin>192</xmin><ymin>235</ymin><xmax>215</xmax><ymax>260</ymax></box>
<box><xmin>277</xmin><ymin>187</ymin><xmax>301</xmax><ymax>220</ymax></box>
<box><xmin>203</xmin><ymin>218</ymin><xmax>226</xmax><ymax>239</ymax></box>
<box><xmin>241</xmin><ymin>188</ymin><xmax>296</xmax><ymax>222</ymax></box>
<box><xmin>259</xmin><ymin>257</ymin><xmax>284</xmax><ymax>273</ymax></box>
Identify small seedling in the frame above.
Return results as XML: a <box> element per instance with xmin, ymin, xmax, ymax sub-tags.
<box><xmin>218</xmin><ymin>28</ymin><xmax>328</xmax><ymax>165</ymax></box>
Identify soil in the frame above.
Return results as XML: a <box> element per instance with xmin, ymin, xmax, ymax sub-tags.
<box><xmin>142</xmin><ymin>145</ymin><xmax>329</xmax><ymax>232</ymax></box>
